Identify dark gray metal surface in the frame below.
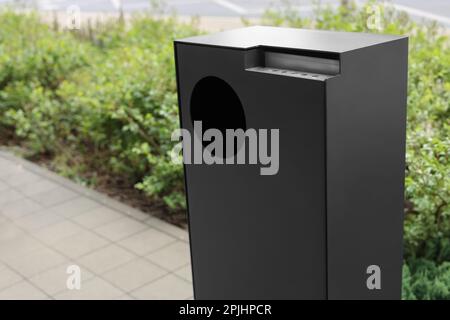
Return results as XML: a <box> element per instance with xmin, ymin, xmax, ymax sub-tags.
<box><xmin>176</xmin><ymin>26</ymin><xmax>406</xmax><ymax>53</ymax></box>
<box><xmin>175</xmin><ymin>43</ymin><xmax>327</xmax><ymax>299</ymax></box>
<box><xmin>326</xmin><ymin>38</ymin><xmax>408</xmax><ymax>299</ymax></box>
<box><xmin>174</xmin><ymin>26</ymin><xmax>407</xmax><ymax>300</ymax></box>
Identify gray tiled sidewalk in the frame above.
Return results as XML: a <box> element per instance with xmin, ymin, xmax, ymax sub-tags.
<box><xmin>0</xmin><ymin>151</ymin><xmax>193</xmax><ymax>300</ymax></box>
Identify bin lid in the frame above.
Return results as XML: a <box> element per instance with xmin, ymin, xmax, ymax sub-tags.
<box><xmin>175</xmin><ymin>26</ymin><xmax>406</xmax><ymax>53</ymax></box>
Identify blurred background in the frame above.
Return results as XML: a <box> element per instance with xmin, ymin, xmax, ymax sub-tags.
<box><xmin>1</xmin><ymin>0</ymin><xmax>449</xmax><ymax>24</ymax></box>
<box><xmin>0</xmin><ymin>0</ymin><xmax>448</xmax><ymax>300</ymax></box>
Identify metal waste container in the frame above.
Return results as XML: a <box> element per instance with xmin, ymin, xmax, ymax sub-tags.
<box><xmin>174</xmin><ymin>26</ymin><xmax>408</xmax><ymax>300</ymax></box>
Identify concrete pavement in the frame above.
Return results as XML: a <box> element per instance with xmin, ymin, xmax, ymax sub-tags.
<box><xmin>0</xmin><ymin>150</ymin><xmax>193</xmax><ymax>300</ymax></box>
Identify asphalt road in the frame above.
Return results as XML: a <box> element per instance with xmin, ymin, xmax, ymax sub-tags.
<box><xmin>1</xmin><ymin>0</ymin><xmax>449</xmax><ymax>26</ymax></box>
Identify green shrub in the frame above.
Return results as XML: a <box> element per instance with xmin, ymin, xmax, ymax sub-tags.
<box><xmin>0</xmin><ymin>12</ymin><xmax>92</xmax><ymax>90</ymax></box>
<box><xmin>0</xmin><ymin>10</ymin><xmax>199</xmax><ymax>211</ymax></box>
<box><xmin>403</xmin><ymin>259</ymin><xmax>450</xmax><ymax>299</ymax></box>
<box><xmin>0</xmin><ymin>12</ymin><xmax>95</xmax><ymax>156</ymax></box>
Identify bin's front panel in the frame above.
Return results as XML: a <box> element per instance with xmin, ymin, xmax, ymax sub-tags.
<box><xmin>175</xmin><ymin>43</ymin><xmax>327</xmax><ymax>299</ymax></box>
<box><xmin>325</xmin><ymin>40</ymin><xmax>408</xmax><ymax>300</ymax></box>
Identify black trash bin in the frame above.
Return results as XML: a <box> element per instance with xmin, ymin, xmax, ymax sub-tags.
<box><xmin>174</xmin><ymin>26</ymin><xmax>408</xmax><ymax>300</ymax></box>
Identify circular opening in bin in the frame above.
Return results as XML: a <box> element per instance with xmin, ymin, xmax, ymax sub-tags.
<box><xmin>190</xmin><ymin>76</ymin><xmax>246</xmax><ymax>157</ymax></box>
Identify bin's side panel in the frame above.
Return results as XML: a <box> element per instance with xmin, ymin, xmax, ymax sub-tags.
<box><xmin>326</xmin><ymin>38</ymin><xmax>408</xmax><ymax>299</ymax></box>
<box><xmin>175</xmin><ymin>42</ymin><xmax>327</xmax><ymax>299</ymax></box>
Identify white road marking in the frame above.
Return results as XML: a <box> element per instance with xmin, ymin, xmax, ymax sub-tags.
<box><xmin>212</xmin><ymin>0</ymin><xmax>248</xmax><ymax>15</ymax></box>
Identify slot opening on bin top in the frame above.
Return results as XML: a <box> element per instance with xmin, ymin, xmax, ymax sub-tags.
<box><xmin>245</xmin><ymin>47</ymin><xmax>340</xmax><ymax>78</ymax></box>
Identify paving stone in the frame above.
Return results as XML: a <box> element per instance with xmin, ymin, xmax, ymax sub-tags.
<box><xmin>104</xmin><ymin>201</ymin><xmax>151</xmax><ymax>222</ymax></box>
<box><xmin>0</xmin><ymin>232</ymin><xmax>45</xmax><ymax>264</ymax></box>
<box><xmin>118</xmin><ymin>228</ymin><xmax>176</xmax><ymax>256</ymax></box>
<box><xmin>14</xmin><ymin>211</ymin><xmax>63</xmax><ymax>231</ymax></box>
<box><xmin>146</xmin><ymin>241</ymin><xmax>191</xmax><ymax>271</ymax></box>
<box><xmin>19</xmin><ymin>179</ymin><xmax>59</xmax><ymax>197</ymax></box>
<box><xmin>0</xmin><ymin>280</ymin><xmax>48</xmax><ymax>300</ymax></box>
<box><xmin>54</xmin><ymin>277</ymin><xmax>124</xmax><ymax>300</ymax></box>
<box><xmin>29</xmin><ymin>262</ymin><xmax>94</xmax><ymax>296</ymax></box>
<box><xmin>103</xmin><ymin>258</ymin><xmax>167</xmax><ymax>292</ymax></box>
<box><xmin>0</xmin><ymin>198</ymin><xmax>44</xmax><ymax>220</ymax></box>
<box><xmin>0</xmin><ymin>180</ymin><xmax>8</xmax><ymax>191</ymax></box>
<box><xmin>0</xmin><ymin>222</ymin><xmax>26</xmax><ymax>242</ymax></box>
<box><xmin>0</xmin><ymin>159</ymin><xmax>20</xmax><ymax>178</ymax></box>
<box><xmin>78</xmin><ymin>244</ymin><xmax>136</xmax><ymax>274</ymax></box>
<box><xmin>130</xmin><ymin>274</ymin><xmax>193</xmax><ymax>300</ymax></box>
<box><xmin>94</xmin><ymin>217</ymin><xmax>148</xmax><ymax>242</ymax></box>
<box><xmin>3</xmin><ymin>171</ymin><xmax>42</xmax><ymax>187</ymax></box>
<box><xmin>0</xmin><ymin>265</ymin><xmax>23</xmax><ymax>291</ymax></box>
<box><xmin>0</xmin><ymin>189</ymin><xmax>23</xmax><ymax>206</ymax></box>
<box><xmin>52</xmin><ymin>230</ymin><xmax>109</xmax><ymax>259</ymax></box>
<box><xmin>30</xmin><ymin>187</ymin><xmax>78</xmax><ymax>207</ymax></box>
<box><xmin>48</xmin><ymin>196</ymin><xmax>100</xmax><ymax>218</ymax></box>
<box><xmin>146</xmin><ymin>217</ymin><xmax>189</xmax><ymax>242</ymax></box>
<box><xmin>32</xmin><ymin>220</ymin><xmax>85</xmax><ymax>245</ymax></box>
<box><xmin>174</xmin><ymin>264</ymin><xmax>193</xmax><ymax>283</ymax></box>
<box><xmin>7</xmin><ymin>246</ymin><xmax>67</xmax><ymax>278</ymax></box>
<box><xmin>72</xmin><ymin>206</ymin><xmax>123</xmax><ymax>229</ymax></box>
